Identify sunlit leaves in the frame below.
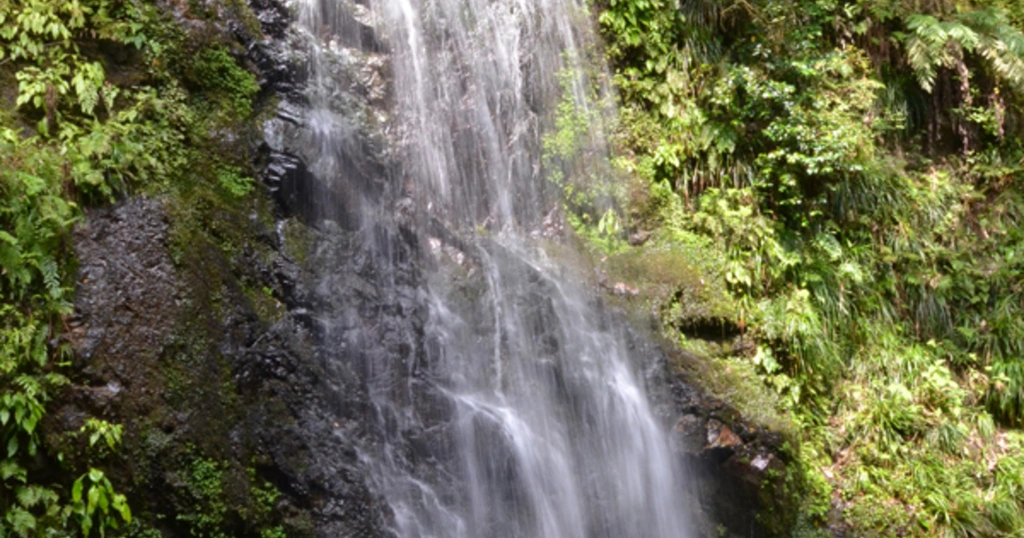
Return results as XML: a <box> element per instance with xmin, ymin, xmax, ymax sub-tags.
<box><xmin>80</xmin><ymin>418</ymin><xmax>123</xmax><ymax>452</ymax></box>
<box><xmin>906</xmin><ymin>8</ymin><xmax>1024</xmax><ymax>93</ymax></box>
<box><xmin>602</xmin><ymin>0</ymin><xmax>1024</xmax><ymax>534</ymax></box>
<box><xmin>3</xmin><ymin>0</ymin><xmax>163</xmax><ymax>132</ymax></box>
<box><xmin>71</xmin><ymin>61</ymin><xmax>105</xmax><ymax>116</ymax></box>
<box><xmin>69</xmin><ymin>469</ymin><xmax>132</xmax><ymax>537</ymax></box>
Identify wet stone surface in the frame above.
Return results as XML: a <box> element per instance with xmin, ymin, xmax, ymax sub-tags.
<box><xmin>62</xmin><ymin>194</ymin><xmax>407</xmax><ymax>537</ymax></box>
<box><xmin>56</xmin><ymin>0</ymin><xmax>800</xmax><ymax>537</ymax></box>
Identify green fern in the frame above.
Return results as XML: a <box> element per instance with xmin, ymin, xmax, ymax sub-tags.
<box><xmin>905</xmin><ymin>8</ymin><xmax>1024</xmax><ymax>93</ymax></box>
<box><xmin>963</xmin><ymin>8</ymin><xmax>1024</xmax><ymax>90</ymax></box>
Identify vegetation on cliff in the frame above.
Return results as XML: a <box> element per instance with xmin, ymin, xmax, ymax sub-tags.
<box><xmin>589</xmin><ymin>0</ymin><xmax>1024</xmax><ymax>535</ymax></box>
<box><xmin>0</xmin><ymin>0</ymin><xmax>266</xmax><ymax>536</ymax></box>
<box><xmin>4</xmin><ymin>0</ymin><xmax>1024</xmax><ymax>536</ymax></box>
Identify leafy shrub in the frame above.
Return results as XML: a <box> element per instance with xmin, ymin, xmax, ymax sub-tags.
<box><xmin>0</xmin><ymin>1</ymin><xmax>262</xmax><ymax>536</ymax></box>
<box><xmin>599</xmin><ymin>0</ymin><xmax>1024</xmax><ymax>534</ymax></box>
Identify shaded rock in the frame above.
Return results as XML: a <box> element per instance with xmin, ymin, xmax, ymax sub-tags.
<box><xmin>628</xmin><ymin>230</ymin><xmax>651</xmax><ymax>246</ymax></box>
<box><xmin>59</xmin><ymin>193</ymin><xmax>406</xmax><ymax>537</ymax></box>
<box><xmin>668</xmin><ymin>378</ymin><xmax>796</xmax><ymax>538</ymax></box>
<box><xmin>614</xmin><ymin>324</ymin><xmax>796</xmax><ymax>538</ymax></box>
<box><xmin>70</xmin><ymin>197</ymin><xmax>181</xmax><ymax>385</ymax></box>
<box><xmin>673</xmin><ymin>414</ymin><xmax>706</xmax><ymax>453</ymax></box>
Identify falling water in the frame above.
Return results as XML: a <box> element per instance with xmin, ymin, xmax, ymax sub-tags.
<box><xmin>293</xmin><ymin>0</ymin><xmax>694</xmax><ymax>536</ymax></box>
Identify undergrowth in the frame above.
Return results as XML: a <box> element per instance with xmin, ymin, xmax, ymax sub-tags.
<box><xmin>0</xmin><ymin>0</ymin><xmax>261</xmax><ymax>536</ymax></box>
<box><xmin>586</xmin><ymin>0</ymin><xmax>1024</xmax><ymax>535</ymax></box>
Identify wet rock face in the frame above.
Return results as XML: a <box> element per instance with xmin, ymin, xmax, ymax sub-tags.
<box><xmin>64</xmin><ymin>196</ymin><xmax>406</xmax><ymax>538</ymax></box>
<box><xmin>584</xmin><ymin>323</ymin><xmax>797</xmax><ymax>538</ymax></box>
<box><xmin>664</xmin><ymin>364</ymin><xmax>795</xmax><ymax>538</ymax></box>
<box><xmin>71</xmin><ymin>198</ymin><xmax>181</xmax><ymax>385</ymax></box>
<box><xmin>421</xmin><ymin>256</ymin><xmax>798</xmax><ymax>538</ymax></box>
<box><xmin>60</xmin><ymin>1</ymin><xmax>798</xmax><ymax>537</ymax></box>
<box><xmin>255</xmin><ymin>0</ymin><xmax>392</xmax><ymax>233</ymax></box>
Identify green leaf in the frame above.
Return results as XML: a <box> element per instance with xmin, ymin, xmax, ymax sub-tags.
<box><xmin>1</xmin><ymin>460</ymin><xmax>27</xmax><ymax>482</ymax></box>
<box><xmin>98</xmin><ymin>487</ymin><xmax>109</xmax><ymax>514</ymax></box>
<box><xmin>16</xmin><ymin>485</ymin><xmax>41</xmax><ymax>508</ymax></box>
<box><xmin>72</xmin><ymin>476</ymin><xmax>85</xmax><ymax>503</ymax></box>
<box><xmin>7</xmin><ymin>506</ymin><xmax>36</xmax><ymax>535</ymax></box>
<box><xmin>81</xmin><ymin>512</ymin><xmax>93</xmax><ymax>537</ymax></box>
<box><xmin>113</xmin><ymin>494</ymin><xmax>131</xmax><ymax>523</ymax></box>
<box><xmin>23</xmin><ymin>414</ymin><xmax>37</xmax><ymax>435</ymax></box>
<box><xmin>87</xmin><ymin>483</ymin><xmax>101</xmax><ymax>514</ymax></box>
<box><xmin>7</xmin><ymin>435</ymin><xmax>18</xmax><ymax>458</ymax></box>
<box><xmin>17</xmin><ymin>171</ymin><xmax>47</xmax><ymax>196</ymax></box>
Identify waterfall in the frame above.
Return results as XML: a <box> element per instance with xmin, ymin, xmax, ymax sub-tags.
<box><xmin>292</xmin><ymin>0</ymin><xmax>694</xmax><ymax>536</ymax></box>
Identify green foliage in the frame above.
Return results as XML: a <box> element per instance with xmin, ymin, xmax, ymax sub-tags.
<box><xmin>600</xmin><ymin>0</ymin><xmax>1024</xmax><ymax>534</ymax></box>
<box><xmin>541</xmin><ymin>60</ymin><xmax>626</xmax><ymax>253</ymax></box>
<box><xmin>0</xmin><ymin>1</ymin><xmax>176</xmax><ymax>533</ymax></box>
<box><xmin>79</xmin><ymin>418</ymin><xmax>123</xmax><ymax>455</ymax></box>
<box><xmin>125</xmin><ymin>521</ymin><xmax>164</xmax><ymax>538</ymax></box>
<box><xmin>216</xmin><ymin>165</ymin><xmax>254</xmax><ymax>198</ymax></box>
<box><xmin>566</xmin><ymin>209</ymin><xmax>627</xmax><ymax>254</ymax></box>
<box><xmin>247</xmin><ymin>467</ymin><xmax>284</xmax><ymax>538</ymax></box>
<box><xmin>0</xmin><ymin>131</ymin><xmax>77</xmax><ymax>300</ymax></box>
<box><xmin>174</xmin><ymin>455</ymin><xmax>287</xmax><ymax>538</ymax></box>
<box><xmin>178</xmin><ymin>456</ymin><xmax>228</xmax><ymax>538</ymax></box>
<box><xmin>69</xmin><ymin>469</ymin><xmax>132</xmax><ymax>537</ymax></box>
<box><xmin>905</xmin><ymin>8</ymin><xmax>1024</xmax><ymax>93</ymax></box>
<box><xmin>1</xmin><ymin>0</ymin><xmax>263</xmax><ymax>536</ymax></box>
<box><xmin>187</xmin><ymin>45</ymin><xmax>260</xmax><ymax>118</ymax></box>
<box><xmin>0</xmin><ymin>106</ymin><xmax>76</xmax><ymax>538</ymax></box>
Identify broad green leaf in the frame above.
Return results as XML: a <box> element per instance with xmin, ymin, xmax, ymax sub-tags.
<box><xmin>113</xmin><ymin>494</ymin><xmax>131</xmax><ymax>523</ymax></box>
<box><xmin>16</xmin><ymin>485</ymin><xmax>41</xmax><ymax>508</ymax></box>
<box><xmin>23</xmin><ymin>414</ymin><xmax>37</xmax><ymax>435</ymax></box>
<box><xmin>80</xmin><ymin>513</ymin><xmax>93</xmax><ymax>537</ymax></box>
<box><xmin>98</xmin><ymin>487</ymin><xmax>109</xmax><ymax>514</ymax></box>
<box><xmin>72</xmin><ymin>476</ymin><xmax>84</xmax><ymax>502</ymax></box>
<box><xmin>87</xmin><ymin>483</ymin><xmax>101</xmax><ymax>514</ymax></box>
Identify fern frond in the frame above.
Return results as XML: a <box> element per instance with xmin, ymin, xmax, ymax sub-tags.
<box><xmin>905</xmin><ymin>14</ymin><xmax>958</xmax><ymax>92</ymax></box>
<box><xmin>962</xmin><ymin>8</ymin><xmax>1024</xmax><ymax>90</ymax></box>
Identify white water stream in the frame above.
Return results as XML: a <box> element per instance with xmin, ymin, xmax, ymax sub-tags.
<box><xmin>295</xmin><ymin>0</ymin><xmax>694</xmax><ymax>536</ymax></box>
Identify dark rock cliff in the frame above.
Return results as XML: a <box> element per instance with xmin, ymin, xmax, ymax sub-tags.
<box><xmin>55</xmin><ymin>1</ymin><xmax>798</xmax><ymax>537</ymax></box>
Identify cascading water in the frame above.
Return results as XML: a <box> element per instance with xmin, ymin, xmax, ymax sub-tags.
<box><xmin>293</xmin><ymin>0</ymin><xmax>694</xmax><ymax>536</ymax></box>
